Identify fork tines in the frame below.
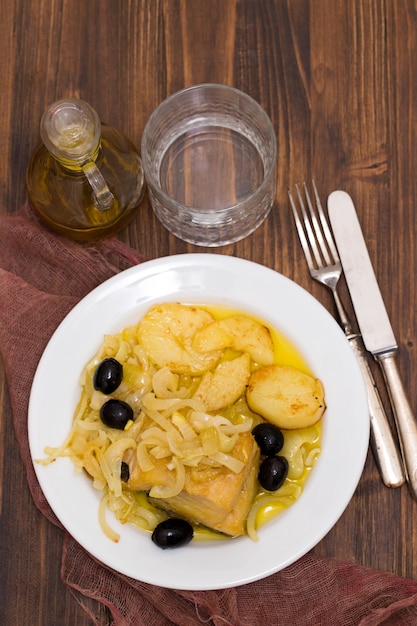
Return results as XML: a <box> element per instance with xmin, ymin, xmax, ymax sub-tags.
<box><xmin>288</xmin><ymin>181</ymin><xmax>340</xmax><ymax>272</ymax></box>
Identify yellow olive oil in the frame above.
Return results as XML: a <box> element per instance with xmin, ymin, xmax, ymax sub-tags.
<box><xmin>27</xmin><ymin>99</ymin><xmax>145</xmax><ymax>241</ymax></box>
<box><xmin>178</xmin><ymin>304</ymin><xmax>323</xmax><ymax>537</ymax></box>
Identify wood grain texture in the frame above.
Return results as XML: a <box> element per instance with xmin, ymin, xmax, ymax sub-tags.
<box><xmin>1</xmin><ymin>0</ymin><xmax>417</xmax><ymax>623</ymax></box>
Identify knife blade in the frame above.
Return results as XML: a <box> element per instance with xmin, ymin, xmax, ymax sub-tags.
<box><xmin>328</xmin><ymin>190</ymin><xmax>417</xmax><ymax>498</ymax></box>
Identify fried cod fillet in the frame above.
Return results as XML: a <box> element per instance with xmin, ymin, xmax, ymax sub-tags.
<box><xmin>126</xmin><ymin>431</ymin><xmax>260</xmax><ymax>536</ymax></box>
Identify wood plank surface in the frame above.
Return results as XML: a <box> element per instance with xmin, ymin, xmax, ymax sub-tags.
<box><xmin>1</xmin><ymin>1</ymin><xmax>417</xmax><ymax>623</ymax></box>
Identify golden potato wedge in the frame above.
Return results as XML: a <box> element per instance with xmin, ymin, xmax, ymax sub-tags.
<box><xmin>193</xmin><ymin>353</ymin><xmax>251</xmax><ymax>412</ymax></box>
<box><xmin>246</xmin><ymin>364</ymin><xmax>325</xmax><ymax>429</ymax></box>
<box><xmin>137</xmin><ymin>303</ymin><xmax>222</xmax><ymax>375</ymax></box>
<box><xmin>192</xmin><ymin>315</ymin><xmax>274</xmax><ymax>365</ymax></box>
<box><xmin>191</xmin><ymin>320</ymin><xmax>232</xmax><ymax>352</ymax></box>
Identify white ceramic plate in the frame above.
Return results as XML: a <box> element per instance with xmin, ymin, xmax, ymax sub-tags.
<box><xmin>28</xmin><ymin>254</ymin><xmax>369</xmax><ymax>590</ymax></box>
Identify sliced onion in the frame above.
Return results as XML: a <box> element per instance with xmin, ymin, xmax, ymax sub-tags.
<box><xmin>104</xmin><ymin>437</ymin><xmax>136</xmax><ymax>466</ymax></box>
<box><xmin>152</xmin><ymin>367</ymin><xmax>190</xmax><ymax>399</ymax></box>
<box><xmin>149</xmin><ymin>457</ymin><xmax>185</xmax><ymax>498</ymax></box>
<box><xmin>83</xmin><ymin>446</ymin><xmax>106</xmax><ymax>483</ymax></box>
<box><xmin>211</xmin><ymin>451</ymin><xmax>244</xmax><ymax>474</ymax></box>
<box><xmin>142</xmin><ymin>392</ymin><xmax>179</xmax><ymax>412</ymax></box>
<box><xmin>137</xmin><ymin>441</ymin><xmax>156</xmax><ymax>472</ymax></box>
<box><xmin>114</xmin><ymin>339</ymin><xmax>131</xmax><ymax>363</ymax></box>
<box><xmin>161</xmin><ymin>398</ymin><xmax>205</xmax><ymax>415</ymax></box>
<box><xmin>133</xmin><ymin>343</ymin><xmax>151</xmax><ymax>370</ymax></box>
<box><xmin>149</xmin><ymin>445</ymin><xmax>172</xmax><ymax>459</ymax></box>
<box><xmin>98</xmin><ymin>493</ymin><xmax>120</xmax><ymax>542</ymax></box>
<box><xmin>38</xmin><ymin>422</ymin><xmax>78</xmax><ymax>465</ymax></box>
<box><xmin>141</xmin><ymin>426</ymin><xmax>169</xmax><ymax>446</ymax></box>
<box><xmin>217</xmin><ymin>431</ymin><xmax>238</xmax><ymax>453</ymax></box>
<box><xmin>172</xmin><ymin>412</ymin><xmax>197</xmax><ymax>441</ymax></box>
<box><xmin>89</xmin><ymin>389</ymin><xmax>109</xmax><ymax>411</ymax></box>
<box><xmin>104</xmin><ymin>437</ymin><xmax>137</xmax><ymax>497</ymax></box>
<box><xmin>304</xmin><ymin>446</ymin><xmax>321</xmax><ymax>467</ymax></box>
<box><xmin>166</xmin><ymin>432</ymin><xmax>203</xmax><ymax>459</ymax></box>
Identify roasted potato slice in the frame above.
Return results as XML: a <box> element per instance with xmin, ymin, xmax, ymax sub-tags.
<box><xmin>137</xmin><ymin>303</ymin><xmax>222</xmax><ymax>375</ymax></box>
<box><xmin>192</xmin><ymin>315</ymin><xmax>274</xmax><ymax>365</ymax></box>
<box><xmin>247</xmin><ymin>364</ymin><xmax>325</xmax><ymax>429</ymax></box>
<box><xmin>193</xmin><ymin>353</ymin><xmax>251</xmax><ymax>412</ymax></box>
<box><xmin>191</xmin><ymin>320</ymin><xmax>232</xmax><ymax>352</ymax></box>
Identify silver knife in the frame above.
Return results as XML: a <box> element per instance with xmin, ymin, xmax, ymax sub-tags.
<box><xmin>342</xmin><ymin>329</ymin><xmax>405</xmax><ymax>487</ymax></box>
<box><xmin>328</xmin><ymin>190</ymin><xmax>417</xmax><ymax>498</ymax></box>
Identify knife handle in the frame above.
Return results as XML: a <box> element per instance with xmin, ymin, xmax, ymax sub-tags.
<box><xmin>377</xmin><ymin>352</ymin><xmax>417</xmax><ymax>498</ymax></box>
<box><xmin>348</xmin><ymin>335</ymin><xmax>405</xmax><ymax>487</ymax></box>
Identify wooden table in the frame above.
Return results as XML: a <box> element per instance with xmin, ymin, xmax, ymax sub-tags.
<box><xmin>1</xmin><ymin>1</ymin><xmax>417</xmax><ymax>624</ymax></box>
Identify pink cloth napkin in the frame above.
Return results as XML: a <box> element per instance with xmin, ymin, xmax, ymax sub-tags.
<box><xmin>2</xmin><ymin>205</ymin><xmax>417</xmax><ymax>625</ymax></box>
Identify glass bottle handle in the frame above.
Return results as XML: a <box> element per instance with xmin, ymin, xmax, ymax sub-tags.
<box><xmin>82</xmin><ymin>161</ymin><xmax>114</xmax><ymax>211</ymax></box>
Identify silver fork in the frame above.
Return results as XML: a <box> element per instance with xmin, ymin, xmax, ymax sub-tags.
<box><xmin>289</xmin><ymin>181</ymin><xmax>405</xmax><ymax>488</ymax></box>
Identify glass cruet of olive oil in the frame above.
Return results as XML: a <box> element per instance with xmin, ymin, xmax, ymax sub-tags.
<box><xmin>26</xmin><ymin>98</ymin><xmax>145</xmax><ymax>241</ymax></box>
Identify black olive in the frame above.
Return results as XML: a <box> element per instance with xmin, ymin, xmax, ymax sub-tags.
<box><xmin>120</xmin><ymin>461</ymin><xmax>130</xmax><ymax>482</ymax></box>
<box><xmin>258</xmin><ymin>455</ymin><xmax>289</xmax><ymax>491</ymax></box>
<box><xmin>152</xmin><ymin>518</ymin><xmax>194</xmax><ymax>549</ymax></box>
<box><xmin>252</xmin><ymin>423</ymin><xmax>284</xmax><ymax>456</ymax></box>
<box><xmin>93</xmin><ymin>358</ymin><xmax>123</xmax><ymax>394</ymax></box>
<box><xmin>100</xmin><ymin>399</ymin><xmax>133</xmax><ymax>430</ymax></box>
